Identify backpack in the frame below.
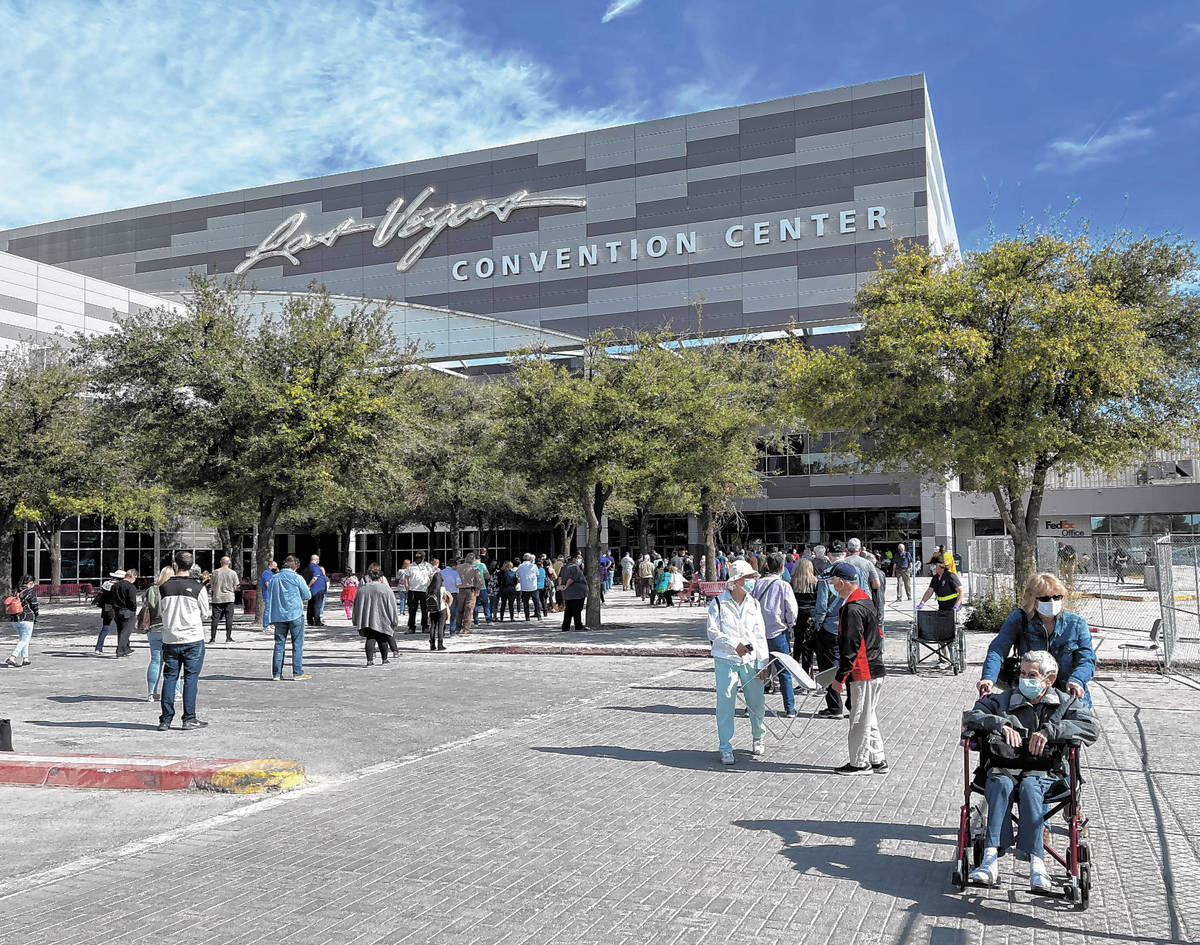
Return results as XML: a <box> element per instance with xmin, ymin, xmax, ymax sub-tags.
<box><xmin>4</xmin><ymin>595</ymin><xmax>23</xmax><ymax>616</ymax></box>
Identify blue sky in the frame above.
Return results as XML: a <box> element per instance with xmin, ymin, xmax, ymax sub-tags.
<box><xmin>1</xmin><ymin>0</ymin><xmax>1198</xmax><ymax>255</ymax></box>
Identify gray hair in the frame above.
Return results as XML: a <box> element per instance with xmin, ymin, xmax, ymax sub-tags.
<box><xmin>523</xmin><ymin>553</ymin><xmax>535</xmax><ymax>561</ymax></box>
<box><xmin>847</xmin><ymin>537</ymin><xmax>862</xmax><ymax>552</ymax></box>
<box><xmin>1021</xmin><ymin>650</ymin><xmax>1058</xmax><ymax>677</ymax></box>
<box><xmin>812</xmin><ymin>544</ymin><xmax>826</xmax><ymax>557</ymax></box>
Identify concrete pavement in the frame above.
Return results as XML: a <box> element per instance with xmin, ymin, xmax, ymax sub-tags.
<box><xmin>0</xmin><ymin>585</ymin><xmax>1193</xmax><ymax>943</ymax></box>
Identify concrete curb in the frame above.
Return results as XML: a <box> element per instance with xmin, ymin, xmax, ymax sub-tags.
<box><xmin>467</xmin><ymin>644</ymin><xmax>711</xmax><ymax>657</ymax></box>
<box><xmin>0</xmin><ymin>753</ymin><xmax>305</xmax><ymax>792</ymax></box>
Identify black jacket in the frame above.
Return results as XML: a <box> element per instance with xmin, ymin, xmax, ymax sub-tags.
<box><xmin>111</xmin><ymin>579</ymin><xmax>138</xmax><ymax>612</ymax></box>
<box><xmin>836</xmin><ymin>588</ymin><xmax>884</xmax><ymax>683</ymax></box>
<box><xmin>963</xmin><ymin>688</ymin><xmax>1099</xmax><ymax>777</ymax></box>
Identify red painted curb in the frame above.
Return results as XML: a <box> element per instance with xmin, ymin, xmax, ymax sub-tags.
<box><xmin>467</xmin><ymin>645</ymin><xmax>711</xmax><ymax>657</ymax></box>
<box><xmin>0</xmin><ymin>753</ymin><xmax>255</xmax><ymax>790</ymax></box>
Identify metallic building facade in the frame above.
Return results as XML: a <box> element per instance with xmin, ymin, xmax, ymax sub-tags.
<box><xmin>0</xmin><ymin>74</ymin><xmax>954</xmax><ymax>344</ymax></box>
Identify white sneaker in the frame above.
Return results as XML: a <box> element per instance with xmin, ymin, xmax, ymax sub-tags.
<box><xmin>720</xmin><ymin>749</ymin><xmax>735</xmax><ymax>765</ymax></box>
<box><xmin>751</xmin><ymin>739</ymin><xmax>765</xmax><ymax>757</ymax></box>
<box><xmin>969</xmin><ymin>850</ymin><xmax>999</xmax><ymax>886</ymax></box>
<box><xmin>1030</xmin><ymin>856</ymin><xmax>1053</xmax><ymax>894</ymax></box>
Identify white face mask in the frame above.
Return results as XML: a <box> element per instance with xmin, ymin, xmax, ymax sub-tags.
<box><xmin>1036</xmin><ymin>598</ymin><xmax>1064</xmax><ymax>617</ymax></box>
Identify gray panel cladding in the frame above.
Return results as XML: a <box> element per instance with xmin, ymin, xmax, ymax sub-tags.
<box><xmin>0</xmin><ymin>78</ymin><xmax>942</xmax><ymax>336</ymax></box>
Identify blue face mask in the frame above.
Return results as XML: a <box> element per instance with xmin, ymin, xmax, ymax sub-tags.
<box><xmin>742</xmin><ymin>579</ymin><xmax>756</xmax><ymax>595</ymax></box>
<box><xmin>1018</xmin><ymin>678</ymin><xmax>1045</xmax><ymax>700</ymax></box>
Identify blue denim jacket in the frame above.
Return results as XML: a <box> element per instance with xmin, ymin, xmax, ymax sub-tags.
<box><xmin>812</xmin><ymin>575</ymin><xmax>843</xmax><ymax>635</ymax></box>
<box><xmin>262</xmin><ymin>568</ymin><xmax>312</xmax><ymax>627</ymax></box>
<box><xmin>981</xmin><ymin>609</ymin><xmax>1096</xmax><ymax>707</ymax></box>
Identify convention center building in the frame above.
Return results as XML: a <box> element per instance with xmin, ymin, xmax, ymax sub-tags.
<box><xmin>3</xmin><ymin>73</ymin><xmax>1198</xmax><ymax>583</ymax></box>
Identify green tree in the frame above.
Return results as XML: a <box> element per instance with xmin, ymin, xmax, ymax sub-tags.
<box><xmin>502</xmin><ymin>337</ymin><xmax>666</xmax><ymax>628</ymax></box>
<box><xmin>780</xmin><ymin>232</ymin><xmax>1200</xmax><ymax>590</ymax></box>
<box><xmin>81</xmin><ymin>274</ymin><xmax>418</xmax><ymax>609</ymax></box>
<box><xmin>0</xmin><ymin>344</ymin><xmax>93</xmax><ymax>595</ymax></box>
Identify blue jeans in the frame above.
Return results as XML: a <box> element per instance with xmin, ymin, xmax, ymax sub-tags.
<box><xmin>272</xmin><ymin>617</ymin><xmax>305</xmax><ymax>677</ymax></box>
<box><xmin>765</xmin><ymin>633</ymin><xmax>795</xmax><ymax>713</ymax></box>
<box><xmin>474</xmin><ymin>588</ymin><xmax>492</xmax><ymax>622</ymax></box>
<box><xmin>147</xmin><ymin>630</ymin><xmax>164</xmax><ymax>694</ymax></box>
<box><xmin>984</xmin><ymin>772</ymin><xmax>1056</xmax><ymax>858</ymax></box>
<box><xmin>714</xmin><ymin>658</ymin><xmax>765</xmax><ymax>753</ymax></box>
<box><xmin>160</xmin><ymin>641</ymin><xmax>205</xmax><ymax>724</ymax></box>
<box><xmin>447</xmin><ymin>591</ymin><xmax>459</xmax><ymax>633</ymax></box>
<box><xmin>397</xmin><ymin>590</ymin><xmax>407</xmax><ymax>614</ymax></box>
<box><xmin>95</xmin><ymin>620</ymin><xmax>112</xmax><ymax>652</ymax></box>
<box><xmin>10</xmin><ymin>620</ymin><xmax>33</xmax><ymax>660</ymax></box>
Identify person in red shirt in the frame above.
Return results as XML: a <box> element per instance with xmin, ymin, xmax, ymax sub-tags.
<box><xmin>827</xmin><ymin>561</ymin><xmax>888</xmax><ymax>776</ymax></box>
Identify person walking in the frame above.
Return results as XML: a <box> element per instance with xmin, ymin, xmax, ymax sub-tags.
<box><xmin>111</xmin><ymin>568</ymin><xmax>140</xmax><ymax>658</ymax></box>
<box><xmin>5</xmin><ymin>574</ymin><xmax>38</xmax><ymax>668</ymax></box>
<box><xmin>93</xmin><ymin>572</ymin><xmax>120</xmax><ymax>655</ymax></box>
<box><xmin>517</xmin><ymin>554</ymin><xmax>541</xmax><ymax>620</ymax></box>
<box><xmin>456</xmin><ymin>553</ymin><xmax>484</xmax><ymax>635</ymax></box>
<box><xmin>620</xmin><ymin>552</ymin><xmax>634</xmax><ymax>591</ymax></box>
<box><xmin>894</xmin><ymin>543</ymin><xmax>913</xmax><ymax>601</ymax></box>
<box><xmin>1112</xmin><ymin>547</ymin><xmax>1129</xmax><ymax>585</ymax></box>
<box><xmin>303</xmin><ymin>555</ymin><xmax>327</xmax><ymax>626</ymax></box>
<box><xmin>341</xmin><ymin>572</ymin><xmax>359</xmax><ymax>620</ymax></box>
<box><xmin>752</xmin><ymin>552</ymin><xmax>799</xmax><ymax>716</ymax></box>
<box><xmin>403</xmin><ymin>553</ymin><xmax>434</xmax><ymax>633</ymax></box>
<box><xmin>141</xmin><ymin>566</ymin><xmax>173</xmax><ymax>700</ymax></box>
<box><xmin>426</xmin><ymin>567</ymin><xmax>451</xmax><ymax>651</ymax></box>
<box><xmin>157</xmin><ymin>552</ymin><xmax>210</xmax><ymax>731</ymax></box>
<box><xmin>637</xmin><ymin>554</ymin><xmax>654</xmax><ymax>599</ymax></box>
<box><xmin>352</xmin><ymin>566</ymin><xmax>399</xmax><ymax>665</ymax></box>
<box><xmin>209</xmin><ymin>555</ymin><xmax>239</xmax><ymax>643</ymax></box>
<box><xmin>827</xmin><ymin>561</ymin><xmax>887</xmax><ymax>775</ymax></box>
<box><xmin>559</xmin><ymin>552</ymin><xmax>588</xmax><ymax>632</ymax></box>
<box><xmin>707</xmin><ymin>559</ymin><xmax>769</xmax><ymax>765</ymax></box>
<box><xmin>263</xmin><ymin>555</ymin><xmax>313</xmax><ymax>681</ymax></box>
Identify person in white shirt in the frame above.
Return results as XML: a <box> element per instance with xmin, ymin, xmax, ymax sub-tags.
<box><xmin>516</xmin><ymin>554</ymin><xmax>542</xmax><ymax>620</ymax></box>
<box><xmin>619</xmin><ymin>553</ymin><xmax>635</xmax><ymax>591</ymax></box>
<box><xmin>707</xmin><ymin>558</ymin><xmax>769</xmax><ymax>765</ymax></box>
<box><xmin>403</xmin><ymin>553</ymin><xmax>435</xmax><ymax>634</ymax></box>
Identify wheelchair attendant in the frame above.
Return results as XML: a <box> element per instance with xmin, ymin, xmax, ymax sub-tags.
<box><xmin>963</xmin><ymin>650</ymin><xmax>1099</xmax><ymax>892</ymax></box>
<box><xmin>978</xmin><ymin>572</ymin><xmax>1096</xmax><ymax>707</ymax></box>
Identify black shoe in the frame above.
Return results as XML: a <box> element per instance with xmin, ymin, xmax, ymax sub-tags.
<box><xmin>815</xmin><ymin>708</ymin><xmax>844</xmax><ymax>719</ymax></box>
<box><xmin>182</xmin><ymin>719</ymin><xmax>209</xmax><ymax>730</ymax></box>
<box><xmin>834</xmin><ymin>763</ymin><xmax>871</xmax><ymax>776</ymax></box>
<box><xmin>225</xmin><ymin>637</ymin><xmax>234</xmax><ymax>643</ymax></box>
<box><xmin>437</xmin><ymin>645</ymin><xmax>446</xmax><ymax>651</ymax></box>
<box><xmin>208</xmin><ymin>637</ymin><xmax>216</xmax><ymax>644</ymax></box>
<box><xmin>430</xmin><ymin>643</ymin><xmax>437</xmax><ymax>651</ymax></box>
<box><xmin>871</xmin><ymin>760</ymin><xmax>890</xmax><ymax>774</ymax></box>
<box><xmin>156</xmin><ymin>721</ymin><xmax>171</xmax><ymax>731</ymax></box>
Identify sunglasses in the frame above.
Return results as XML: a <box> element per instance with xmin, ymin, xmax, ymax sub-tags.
<box><xmin>1036</xmin><ymin>594</ymin><xmax>1064</xmax><ymax>602</ymax></box>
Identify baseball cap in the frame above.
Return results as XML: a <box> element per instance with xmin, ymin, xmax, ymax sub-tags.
<box><xmin>828</xmin><ymin>561</ymin><xmax>857</xmax><ymax>581</ymax></box>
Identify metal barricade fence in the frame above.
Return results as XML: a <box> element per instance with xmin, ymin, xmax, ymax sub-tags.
<box><xmin>965</xmin><ymin>536</ymin><xmax>1163</xmax><ymax>639</ymax></box>
<box><xmin>1154</xmin><ymin>535</ymin><xmax>1200</xmax><ymax>674</ymax></box>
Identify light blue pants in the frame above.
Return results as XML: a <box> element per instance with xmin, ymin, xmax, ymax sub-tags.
<box><xmin>714</xmin><ymin>658</ymin><xmax>765</xmax><ymax>753</ymax></box>
<box><xmin>147</xmin><ymin>630</ymin><xmax>164</xmax><ymax>694</ymax></box>
<box><xmin>10</xmin><ymin>620</ymin><xmax>33</xmax><ymax>660</ymax></box>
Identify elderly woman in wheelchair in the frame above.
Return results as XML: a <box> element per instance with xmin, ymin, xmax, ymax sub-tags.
<box><xmin>960</xmin><ymin>650</ymin><xmax>1099</xmax><ymax>896</ymax></box>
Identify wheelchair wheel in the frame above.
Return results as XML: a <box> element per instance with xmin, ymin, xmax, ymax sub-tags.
<box><xmin>907</xmin><ymin>635</ymin><xmax>918</xmax><ymax>674</ymax></box>
<box><xmin>951</xmin><ymin>866</ymin><xmax>965</xmax><ymax>890</ymax></box>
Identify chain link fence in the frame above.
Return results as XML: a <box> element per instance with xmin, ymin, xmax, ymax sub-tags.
<box><xmin>1153</xmin><ymin>535</ymin><xmax>1200</xmax><ymax>674</ymax></box>
<box><xmin>964</xmin><ymin>535</ymin><xmax>1171</xmax><ymax>667</ymax></box>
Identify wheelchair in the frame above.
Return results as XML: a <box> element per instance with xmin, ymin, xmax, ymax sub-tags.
<box><xmin>908</xmin><ymin>608</ymin><xmax>965</xmax><ymax>674</ymax></box>
<box><xmin>952</xmin><ymin>729</ymin><xmax>1093</xmax><ymax>909</ymax></box>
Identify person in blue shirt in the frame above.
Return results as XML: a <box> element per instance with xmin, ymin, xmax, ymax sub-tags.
<box><xmin>979</xmin><ymin>572</ymin><xmax>1096</xmax><ymax>707</ymax></box>
<box><xmin>259</xmin><ymin>560</ymin><xmax>278</xmax><ymax>601</ymax></box>
<box><xmin>441</xmin><ymin>560</ymin><xmax>461</xmax><ymax>633</ymax></box>
<box><xmin>263</xmin><ymin>555</ymin><xmax>313</xmax><ymax>680</ymax></box>
<box><xmin>303</xmin><ymin>555</ymin><xmax>328</xmax><ymax>627</ymax></box>
<box><xmin>811</xmin><ymin>550</ymin><xmax>847</xmax><ymax>717</ymax></box>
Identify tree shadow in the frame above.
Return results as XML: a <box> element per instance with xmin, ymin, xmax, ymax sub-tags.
<box><xmin>47</xmin><ymin>695</ymin><xmax>148</xmax><ymax>704</ymax></box>
<box><xmin>533</xmin><ymin>744</ymin><xmax>830</xmax><ymax>774</ymax></box>
<box><xmin>604</xmin><ymin>704</ymin><xmax>713</xmax><ymax>716</ymax></box>
<box><xmin>629</xmin><ymin>685</ymin><xmax>712</xmax><ymax>693</ymax></box>
<box><xmin>25</xmin><ymin>720</ymin><xmax>161</xmax><ymax>731</ymax></box>
<box><xmin>733</xmin><ymin>818</ymin><xmax>1166</xmax><ymax>944</ymax></box>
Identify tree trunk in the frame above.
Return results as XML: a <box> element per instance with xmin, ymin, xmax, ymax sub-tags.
<box><xmin>0</xmin><ymin>507</ymin><xmax>15</xmax><ymax>598</ymax></box>
<box><xmin>255</xmin><ymin>493</ymin><xmax>283</xmax><ymax>620</ymax></box>
<box><xmin>117</xmin><ymin>521</ymin><xmax>126</xmax><ymax>571</ymax></box>
<box><xmin>49</xmin><ymin>528</ymin><xmax>62</xmax><ymax>588</ymax></box>
<box><xmin>450</xmin><ymin>510</ymin><xmax>463</xmax><ymax>560</ymax></box>
<box><xmin>700</xmin><ymin>503</ymin><xmax>718</xmax><ymax>581</ymax></box>
<box><xmin>557</xmin><ymin>522</ymin><xmax>570</xmax><ymax>558</ymax></box>
<box><xmin>582</xmin><ymin>482</ymin><xmax>611</xmax><ymax>630</ymax></box>
<box><xmin>637</xmin><ymin>507</ymin><xmax>650</xmax><ymax>559</ymax></box>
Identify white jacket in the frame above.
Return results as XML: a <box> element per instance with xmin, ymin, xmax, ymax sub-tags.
<box><xmin>516</xmin><ymin>561</ymin><xmax>539</xmax><ymax>592</ymax></box>
<box><xmin>707</xmin><ymin>590</ymin><xmax>768</xmax><ymax>668</ymax></box>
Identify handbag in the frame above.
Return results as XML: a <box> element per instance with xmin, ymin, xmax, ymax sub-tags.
<box><xmin>3</xmin><ymin>595</ymin><xmax>23</xmax><ymax>616</ymax></box>
<box><xmin>136</xmin><ymin>604</ymin><xmax>151</xmax><ymax>632</ymax></box>
<box><xmin>995</xmin><ymin>610</ymin><xmax>1025</xmax><ymax>688</ymax></box>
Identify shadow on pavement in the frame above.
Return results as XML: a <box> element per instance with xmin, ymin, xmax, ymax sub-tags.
<box><xmin>734</xmin><ymin>818</ymin><xmax>1165</xmax><ymax>944</ymax></box>
<box><xmin>603</xmin><ymin>704</ymin><xmax>712</xmax><ymax>716</ymax></box>
<box><xmin>534</xmin><ymin>744</ymin><xmax>832</xmax><ymax>774</ymax></box>
<box><xmin>47</xmin><ymin>695</ymin><xmax>148</xmax><ymax>704</ymax></box>
<box><xmin>26</xmin><ymin>720</ymin><xmax>162</xmax><ymax>731</ymax></box>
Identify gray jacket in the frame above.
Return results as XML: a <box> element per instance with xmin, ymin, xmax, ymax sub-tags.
<box><xmin>352</xmin><ymin>580</ymin><xmax>399</xmax><ymax>637</ymax></box>
<box><xmin>963</xmin><ymin>688</ymin><xmax>1099</xmax><ymax>777</ymax></box>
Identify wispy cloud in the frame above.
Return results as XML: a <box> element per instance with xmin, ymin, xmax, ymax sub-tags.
<box><xmin>601</xmin><ymin>0</ymin><xmax>643</xmax><ymax>24</ymax></box>
<box><xmin>0</xmin><ymin>0</ymin><xmax>637</xmax><ymax>229</ymax></box>
<box><xmin>1036</xmin><ymin>114</ymin><xmax>1154</xmax><ymax>173</ymax></box>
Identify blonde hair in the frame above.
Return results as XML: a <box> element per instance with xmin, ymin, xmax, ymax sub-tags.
<box><xmin>791</xmin><ymin>557</ymin><xmax>817</xmax><ymax>594</ymax></box>
<box><xmin>155</xmin><ymin>565</ymin><xmax>174</xmax><ymax>586</ymax></box>
<box><xmin>1021</xmin><ymin>572</ymin><xmax>1068</xmax><ymax>615</ymax></box>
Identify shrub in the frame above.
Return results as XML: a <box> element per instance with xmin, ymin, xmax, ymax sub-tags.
<box><xmin>964</xmin><ymin>593</ymin><xmax>1018</xmax><ymax>636</ymax></box>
